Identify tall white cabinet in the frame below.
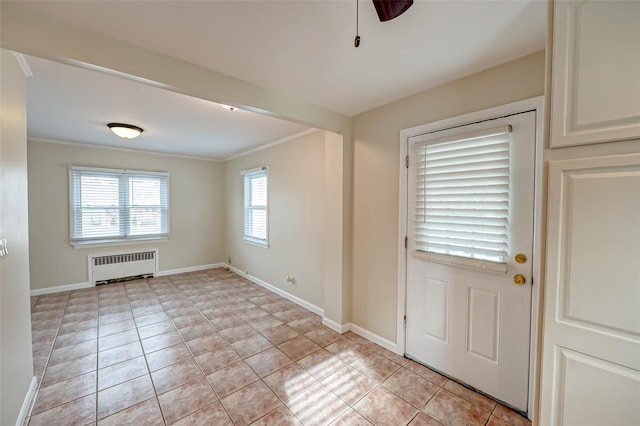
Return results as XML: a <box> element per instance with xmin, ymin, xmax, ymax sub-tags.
<box><xmin>540</xmin><ymin>1</ymin><xmax>640</xmax><ymax>425</ymax></box>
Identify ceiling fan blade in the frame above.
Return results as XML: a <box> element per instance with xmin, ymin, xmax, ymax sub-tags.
<box><xmin>372</xmin><ymin>0</ymin><xmax>414</xmax><ymax>22</ymax></box>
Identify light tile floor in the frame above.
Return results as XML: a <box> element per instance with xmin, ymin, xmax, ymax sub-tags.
<box><xmin>28</xmin><ymin>268</ymin><xmax>531</xmax><ymax>426</ymax></box>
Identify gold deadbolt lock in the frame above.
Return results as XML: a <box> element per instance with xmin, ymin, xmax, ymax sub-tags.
<box><xmin>515</xmin><ymin>253</ymin><xmax>527</xmax><ymax>264</ymax></box>
<box><xmin>513</xmin><ymin>274</ymin><xmax>526</xmax><ymax>285</ymax></box>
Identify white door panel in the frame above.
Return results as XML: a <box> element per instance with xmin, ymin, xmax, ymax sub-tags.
<box><xmin>467</xmin><ymin>286</ymin><xmax>500</xmax><ymax>363</ymax></box>
<box><xmin>406</xmin><ymin>111</ymin><xmax>536</xmax><ymax>412</ymax></box>
<box><xmin>422</xmin><ymin>276</ymin><xmax>449</xmax><ymax>343</ymax></box>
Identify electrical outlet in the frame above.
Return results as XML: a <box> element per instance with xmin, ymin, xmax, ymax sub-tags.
<box><xmin>0</xmin><ymin>237</ymin><xmax>7</xmax><ymax>259</ymax></box>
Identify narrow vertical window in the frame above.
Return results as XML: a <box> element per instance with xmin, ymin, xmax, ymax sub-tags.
<box><xmin>243</xmin><ymin>167</ymin><xmax>269</xmax><ymax>246</ymax></box>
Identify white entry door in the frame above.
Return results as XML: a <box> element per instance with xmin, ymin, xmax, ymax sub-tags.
<box><xmin>405</xmin><ymin>111</ymin><xmax>536</xmax><ymax>412</ymax></box>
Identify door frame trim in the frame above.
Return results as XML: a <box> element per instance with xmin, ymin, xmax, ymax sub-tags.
<box><xmin>397</xmin><ymin>97</ymin><xmax>545</xmax><ymax>418</ymax></box>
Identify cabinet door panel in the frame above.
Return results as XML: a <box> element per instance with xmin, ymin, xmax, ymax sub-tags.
<box><xmin>550</xmin><ymin>1</ymin><xmax>640</xmax><ymax>147</ymax></box>
<box><xmin>540</xmin><ymin>153</ymin><xmax>640</xmax><ymax>425</ymax></box>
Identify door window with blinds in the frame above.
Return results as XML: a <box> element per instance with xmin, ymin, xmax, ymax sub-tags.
<box><xmin>243</xmin><ymin>167</ymin><xmax>269</xmax><ymax>246</ymax></box>
<box><xmin>70</xmin><ymin>166</ymin><xmax>169</xmax><ymax>245</ymax></box>
<box><xmin>412</xmin><ymin>126</ymin><xmax>512</xmax><ymax>272</ymax></box>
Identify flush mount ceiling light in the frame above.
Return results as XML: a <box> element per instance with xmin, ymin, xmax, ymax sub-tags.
<box><xmin>107</xmin><ymin>123</ymin><xmax>144</xmax><ymax>139</ymax></box>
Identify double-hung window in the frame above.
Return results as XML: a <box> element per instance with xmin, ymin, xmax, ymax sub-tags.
<box><xmin>70</xmin><ymin>166</ymin><xmax>169</xmax><ymax>245</ymax></box>
<box><xmin>242</xmin><ymin>167</ymin><xmax>269</xmax><ymax>246</ymax></box>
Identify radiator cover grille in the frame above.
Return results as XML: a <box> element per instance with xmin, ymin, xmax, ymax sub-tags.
<box><xmin>89</xmin><ymin>250</ymin><xmax>157</xmax><ymax>285</ymax></box>
<box><xmin>93</xmin><ymin>251</ymin><xmax>155</xmax><ymax>266</ymax></box>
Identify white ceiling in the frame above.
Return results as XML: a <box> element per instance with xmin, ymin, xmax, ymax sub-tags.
<box><xmin>24</xmin><ymin>54</ymin><xmax>312</xmax><ymax>160</ymax></box>
<box><xmin>12</xmin><ymin>0</ymin><xmax>546</xmax><ymax>160</ymax></box>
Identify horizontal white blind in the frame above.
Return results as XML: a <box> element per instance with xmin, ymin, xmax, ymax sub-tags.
<box><xmin>414</xmin><ymin>126</ymin><xmax>511</xmax><ymax>264</ymax></box>
<box><xmin>243</xmin><ymin>168</ymin><xmax>268</xmax><ymax>244</ymax></box>
<box><xmin>128</xmin><ymin>174</ymin><xmax>169</xmax><ymax>237</ymax></box>
<box><xmin>70</xmin><ymin>167</ymin><xmax>169</xmax><ymax>243</ymax></box>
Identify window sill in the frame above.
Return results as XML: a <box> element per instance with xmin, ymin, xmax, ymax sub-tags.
<box><xmin>71</xmin><ymin>237</ymin><xmax>169</xmax><ymax>249</ymax></box>
<box><xmin>414</xmin><ymin>250</ymin><xmax>508</xmax><ymax>274</ymax></box>
<box><xmin>243</xmin><ymin>237</ymin><xmax>269</xmax><ymax>248</ymax></box>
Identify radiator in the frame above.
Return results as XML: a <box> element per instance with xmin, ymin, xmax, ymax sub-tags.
<box><xmin>89</xmin><ymin>249</ymin><xmax>158</xmax><ymax>285</ymax></box>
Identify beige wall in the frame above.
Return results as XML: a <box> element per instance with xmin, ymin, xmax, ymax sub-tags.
<box><xmin>225</xmin><ymin>130</ymin><xmax>337</xmax><ymax>313</ymax></box>
<box><xmin>1</xmin><ymin>49</ymin><xmax>34</xmax><ymax>425</ymax></box>
<box><xmin>27</xmin><ymin>141</ymin><xmax>226</xmax><ymax>290</ymax></box>
<box><xmin>351</xmin><ymin>51</ymin><xmax>546</xmax><ymax>342</ymax></box>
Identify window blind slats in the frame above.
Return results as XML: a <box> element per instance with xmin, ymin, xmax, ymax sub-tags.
<box><xmin>422</xmin><ymin>242</ymin><xmax>508</xmax><ymax>260</ymax></box>
<box><xmin>128</xmin><ymin>176</ymin><xmax>168</xmax><ymax>237</ymax></box>
<box><xmin>416</xmin><ymin>228</ymin><xmax>507</xmax><ymax>242</ymax></box>
<box><xmin>417</xmin><ymin>145</ymin><xmax>509</xmax><ymax>167</ymax></box>
<box><xmin>70</xmin><ymin>167</ymin><xmax>169</xmax><ymax>243</ymax></box>
<box><xmin>413</xmin><ymin>126</ymin><xmax>511</xmax><ymax>263</ymax></box>
<box><xmin>418</xmin><ymin>173</ymin><xmax>508</xmax><ymax>186</ymax></box>
<box><xmin>243</xmin><ymin>168</ymin><xmax>268</xmax><ymax>244</ymax></box>
<box><xmin>417</xmin><ymin>195</ymin><xmax>508</xmax><ymax>204</ymax></box>
<box><xmin>419</xmin><ymin>139</ymin><xmax>508</xmax><ymax>159</ymax></box>
<box><xmin>416</xmin><ymin>184</ymin><xmax>509</xmax><ymax>197</ymax></box>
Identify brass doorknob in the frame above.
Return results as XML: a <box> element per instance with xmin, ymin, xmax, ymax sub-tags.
<box><xmin>515</xmin><ymin>253</ymin><xmax>527</xmax><ymax>264</ymax></box>
<box><xmin>513</xmin><ymin>274</ymin><xmax>526</xmax><ymax>285</ymax></box>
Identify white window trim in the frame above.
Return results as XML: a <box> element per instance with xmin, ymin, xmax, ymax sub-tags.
<box><xmin>69</xmin><ymin>165</ymin><xmax>170</xmax><ymax>247</ymax></box>
<box><xmin>71</xmin><ymin>237</ymin><xmax>169</xmax><ymax>249</ymax></box>
<box><xmin>242</xmin><ymin>166</ymin><xmax>269</xmax><ymax>248</ymax></box>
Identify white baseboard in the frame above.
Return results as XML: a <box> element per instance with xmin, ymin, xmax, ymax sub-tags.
<box><xmin>349</xmin><ymin>323</ymin><xmax>403</xmax><ymax>355</ymax></box>
<box><xmin>157</xmin><ymin>263</ymin><xmax>225</xmax><ymax>277</ymax></box>
<box><xmin>322</xmin><ymin>317</ymin><xmax>351</xmax><ymax>333</ymax></box>
<box><xmin>30</xmin><ymin>263</ymin><xmax>226</xmax><ymax>296</ymax></box>
<box><xmin>16</xmin><ymin>376</ymin><xmax>37</xmax><ymax>426</ymax></box>
<box><xmin>223</xmin><ymin>267</ymin><xmax>401</xmax><ymax>354</ymax></box>
<box><xmin>227</xmin><ymin>265</ymin><xmax>324</xmax><ymax>317</ymax></box>
<box><xmin>30</xmin><ymin>282</ymin><xmax>93</xmax><ymax>296</ymax></box>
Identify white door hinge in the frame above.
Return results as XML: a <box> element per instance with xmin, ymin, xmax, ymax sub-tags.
<box><xmin>405</xmin><ymin>155</ymin><xmax>409</xmax><ymax>168</ymax></box>
<box><xmin>403</xmin><ymin>314</ymin><xmax>407</xmax><ymax>328</ymax></box>
<box><xmin>404</xmin><ymin>236</ymin><xmax>408</xmax><ymax>249</ymax></box>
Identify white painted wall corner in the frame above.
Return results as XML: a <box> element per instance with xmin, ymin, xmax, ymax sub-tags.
<box><xmin>349</xmin><ymin>323</ymin><xmax>402</xmax><ymax>355</ymax></box>
<box><xmin>321</xmin><ymin>317</ymin><xmax>350</xmax><ymax>333</ymax></box>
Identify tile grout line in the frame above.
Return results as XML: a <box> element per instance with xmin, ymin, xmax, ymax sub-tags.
<box><xmin>124</xmin><ymin>278</ymin><xmax>166</xmax><ymax>426</ymax></box>
<box><xmin>27</xmin><ymin>291</ymin><xmax>72</xmax><ymax>420</ymax></box>
<box><xmin>153</xmin><ymin>275</ymin><xmax>227</xmax><ymax>425</ymax></box>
